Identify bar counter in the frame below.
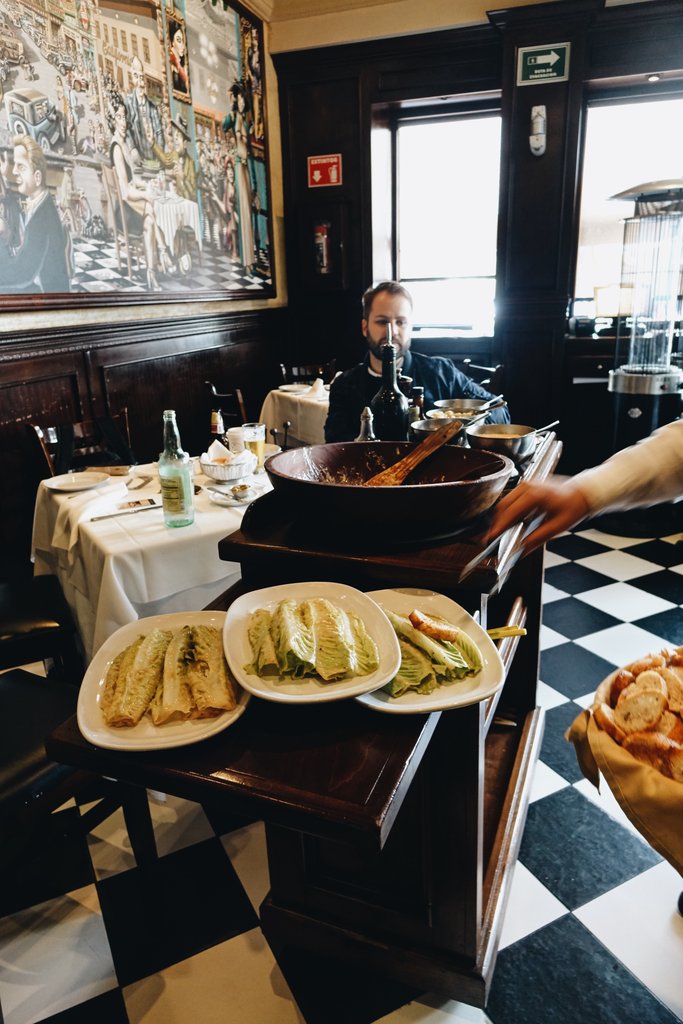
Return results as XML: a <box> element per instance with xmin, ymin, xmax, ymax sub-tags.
<box><xmin>47</xmin><ymin>434</ymin><xmax>561</xmax><ymax>1009</ymax></box>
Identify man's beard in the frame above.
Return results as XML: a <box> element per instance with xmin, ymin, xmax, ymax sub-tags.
<box><xmin>368</xmin><ymin>339</ymin><xmax>405</xmax><ymax>366</ymax></box>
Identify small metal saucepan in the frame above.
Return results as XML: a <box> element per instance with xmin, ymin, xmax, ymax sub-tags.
<box><xmin>465</xmin><ymin>420</ymin><xmax>560</xmax><ymax>463</ymax></box>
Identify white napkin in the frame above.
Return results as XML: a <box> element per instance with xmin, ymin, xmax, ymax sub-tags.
<box><xmin>204</xmin><ymin>439</ymin><xmax>231</xmax><ymax>462</ymax></box>
<box><xmin>303</xmin><ymin>377</ymin><xmax>326</xmax><ymax>400</ymax></box>
<box><xmin>53</xmin><ymin>480</ymin><xmax>129</xmax><ymax>551</ymax></box>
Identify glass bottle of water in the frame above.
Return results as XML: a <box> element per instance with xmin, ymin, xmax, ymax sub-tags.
<box><xmin>159</xmin><ymin>409</ymin><xmax>194</xmax><ymax>528</ymax></box>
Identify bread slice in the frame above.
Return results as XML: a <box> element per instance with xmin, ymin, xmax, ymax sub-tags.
<box><xmin>656</xmin><ymin>710</ymin><xmax>683</xmax><ymax>744</ymax></box>
<box><xmin>408</xmin><ymin>609</ymin><xmax>460</xmax><ymax>642</ymax></box>
<box><xmin>625</xmin><ymin>653</ymin><xmax>667</xmax><ymax>674</ymax></box>
<box><xmin>608</xmin><ymin>669</ymin><xmax>635</xmax><ymax>708</ymax></box>
<box><xmin>632</xmin><ymin>669</ymin><xmax>668</xmax><ymax>699</ymax></box>
<box><xmin>622</xmin><ymin>731</ymin><xmax>681</xmax><ymax>779</ymax></box>
<box><xmin>614</xmin><ymin>687</ymin><xmax>667</xmax><ymax>734</ymax></box>
<box><xmin>593</xmin><ymin>702</ymin><xmax>627</xmax><ymax>744</ymax></box>
<box><xmin>659</xmin><ymin>668</ymin><xmax>683</xmax><ymax>713</ymax></box>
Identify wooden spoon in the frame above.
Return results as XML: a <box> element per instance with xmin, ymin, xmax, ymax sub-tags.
<box><xmin>364</xmin><ymin>420</ymin><xmax>463</xmax><ymax>487</ymax></box>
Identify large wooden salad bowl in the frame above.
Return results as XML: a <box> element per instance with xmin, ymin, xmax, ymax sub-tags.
<box><xmin>264</xmin><ymin>442</ymin><xmax>513</xmax><ymax>533</ymax></box>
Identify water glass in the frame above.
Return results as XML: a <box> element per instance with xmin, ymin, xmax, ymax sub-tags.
<box><xmin>242</xmin><ymin>422</ymin><xmax>266</xmax><ymax>472</ymax></box>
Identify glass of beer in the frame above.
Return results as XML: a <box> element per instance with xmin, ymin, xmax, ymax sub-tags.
<box><xmin>242</xmin><ymin>422</ymin><xmax>266</xmax><ymax>472</ymax></box>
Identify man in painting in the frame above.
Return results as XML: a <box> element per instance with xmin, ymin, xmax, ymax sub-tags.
<box><xmin>124</xmin><ymin>56</ymin><xmax>164</xmax><ymax>165</ymax></box>
<box><xmin>0</xmin><ymin>137</ymin><xmax>70</xmax><ymax>293</ymax></box>
<box><xmin>152</xmin><ymin>113</ymin><xmax>196</xmax><ymax>201</ymax></box>
<box><xmin>168</xmin><ymin>18</ymin><xmax>189</xmax><ymax>96</ymax></box>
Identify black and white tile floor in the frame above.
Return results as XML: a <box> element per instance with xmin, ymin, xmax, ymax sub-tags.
<box><xmin>1</xmin><ymin>523</ymin><xmax>682</xmax><ymax>1024</ymax></box>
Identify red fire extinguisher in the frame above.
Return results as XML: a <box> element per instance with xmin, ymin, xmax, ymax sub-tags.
<box><xmin>314</xmin><ymin>221</ymin><xmax>331</xmax><ymax>274</ymax></box>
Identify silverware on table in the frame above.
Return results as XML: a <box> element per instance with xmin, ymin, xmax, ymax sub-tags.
<box><xmin>90</xmin><ymin>503</ymin><xmax>161</xmax><ymax>522</ymax></box>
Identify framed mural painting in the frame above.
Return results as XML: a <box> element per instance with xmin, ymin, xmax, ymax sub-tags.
<box><xmin>0</xmin><ymin>0</ymin><xmax>274</xmax><ymax>307</ymax></box>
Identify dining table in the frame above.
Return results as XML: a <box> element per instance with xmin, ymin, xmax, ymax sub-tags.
<box><xmin>31</xmin><ymin>465</ymin><xmax>269</xmax><ymax>661</ymax></box>
<box><xmin>46</xmin><ymin>432</ymin><xmax>562</xmax><ymax>1012</ymax></box>
<box><xmin>258</xmin><ymin>382</ymin><xmax>330</xmax><ymax>446</ymax></box>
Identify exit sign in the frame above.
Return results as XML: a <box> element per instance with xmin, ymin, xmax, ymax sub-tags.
<box><xmin>517</xmin><ymin>42</ymin><xmax>570</xmax><ymax>86</ymax></box>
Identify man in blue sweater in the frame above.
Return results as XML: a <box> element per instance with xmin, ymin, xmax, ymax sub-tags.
<box><xmin>324</xmin><ymin>280</ymin><xmax>509</xmax><ymax>442</ymax></box>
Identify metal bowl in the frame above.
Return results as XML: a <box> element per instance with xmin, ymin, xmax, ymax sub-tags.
<box><xmin>433</xmin><ymin>398</ymin><xmax>502</xmax><ymax>418</ymax></box>
<box><xmin>465</xmin><ymin>423</ymin><xmax>537</xmax><ymax>463</ymax></box>
<box><xmin>410</xmin><ymin>417</ymin><xmax>467</xmax><ymax>446</ymax></box>
<box><xmin>264</xmin><ymin>442</ymin><xmax>513</xmax><ymax>533</ymax></box>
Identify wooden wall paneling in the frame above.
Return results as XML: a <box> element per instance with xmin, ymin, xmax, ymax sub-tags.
<box><xmin>0</xmin><ymin>349</ymin><xmax>92</xmax><ymax>573</ymax></box>
<box><xmin>0</xmin><ymin>308</ymin><xmax>287</xmax><ymax>580</ymax></box>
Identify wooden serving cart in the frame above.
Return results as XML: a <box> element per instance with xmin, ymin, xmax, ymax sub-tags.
<box><xmin>47</xmin><ymin>433</ymin><xmax>561</xmax><ymax>1012</ymax></box>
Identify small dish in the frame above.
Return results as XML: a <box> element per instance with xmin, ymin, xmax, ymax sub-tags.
<box><xmin>45</xmin><ymin>472</ymin><xmax>110</xmax><ymax>492</ymax></box>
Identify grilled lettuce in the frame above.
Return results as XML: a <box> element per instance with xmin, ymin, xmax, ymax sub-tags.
<box><xmin>245</xmin><ymin>598</ymin><xmax>379</xmax><ymax>683</ymax></box>
<box><xmin>383</xmin><ymin>608</ymin><xmax>484</xmax><ymax>698</ymax></box>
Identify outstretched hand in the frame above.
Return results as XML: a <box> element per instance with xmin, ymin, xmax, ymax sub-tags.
<box><xmin>485</xmin><ymin>478</ymin><xmax>591</xmax><ymax>553</ymax></box>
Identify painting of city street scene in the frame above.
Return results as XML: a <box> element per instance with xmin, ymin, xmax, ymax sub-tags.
<box><xmin>0</xmin><ymin>0</ymin><xmax>274</xmax><ymax>302</ymax></box>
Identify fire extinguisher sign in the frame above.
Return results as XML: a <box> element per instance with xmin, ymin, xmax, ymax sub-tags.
<box><xmin>307</xmin><ymin>154</ymin><xmax>343</xmax><ymax>188</ymax></box>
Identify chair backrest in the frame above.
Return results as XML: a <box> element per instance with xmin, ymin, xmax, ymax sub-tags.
<box><xmin>280</xmin><ymin>359</ymin><xmax>337</xmax><ymax>385</ymax></box>
<box><xmin>26</xmin><ymin>409</ymin><xmax>135</xmax><ymax>478</ymax></box>
<box><xmin>205</xmin><ymin>381</ymin><xmax>248</xmax><ymax>427</ymax></box>
<box><xmin>102</xmin><ymin>163</ymin><xmax>142</xmax><ymax>242</ymax></box>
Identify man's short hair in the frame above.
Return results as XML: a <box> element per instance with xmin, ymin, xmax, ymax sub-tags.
<box><xmin>362</xmin><ymin>281</ymin><xmax>413</xmax><ymax>320</ymax></box>
<box><xmin>14</xmin><ymin>135</ymin><xmax>46</xmax><ymax>185</ymax></box>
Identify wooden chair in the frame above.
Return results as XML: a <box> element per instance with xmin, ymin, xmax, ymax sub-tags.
<box><xmin>101</xmin><ymin>163</ymin><xmax>146</xmax><ymax>280</ymax></box>
<box><xmin>26</xmin><ymin>409</ymin><xmax>135</xmax><ymax>479</ymax></box>
<box><xmin>0</xmin><ymin>667</ymin><xmax>157</xmax><ymax>872</ymax></box>
<box><xmin>0</xmin><ymin>577</ymin><xmax>157</xmax><ymax>872</ymax></box>
<box><xmin>205</xmin><ymin>381</ymin><xmax>248</xmax><ymax>428</ymax></box>
<box><xmin>279</xmin><ymin>359</ymin><xmax>337</xmax><ymax>385</ymax></box>
<box><xmin>462</xmin><ymin>359</ymin><xmax>505</xmax><ymax>394</ymax></box>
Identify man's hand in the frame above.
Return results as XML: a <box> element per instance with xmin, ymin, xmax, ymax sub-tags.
<box><xmin>486</xmin><ymin>478</ymin><xmax>591</xmax><ymax>553</ymax></box>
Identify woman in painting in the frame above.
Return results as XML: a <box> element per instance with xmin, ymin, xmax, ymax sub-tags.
<box><xmin>222</xmin><ymin>82</ymin><xmax>255</xmax><ymax>274</ymax></box>
<box><xmin>107</xmin><ymin>92</ymin><xmax>172</xmax><ymax>290</ymax></box>
<box><xmin>168</xmin><ymin>19</ymin><xmax>189</xmax><ymax>96</ymax></box>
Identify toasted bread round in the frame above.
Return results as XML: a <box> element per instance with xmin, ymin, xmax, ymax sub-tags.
<box><xmin>633</xmin><ymin>669</ymin><xmax>668</xmax><ymax>699</ymax></box>
<box><xmin>408</xmin><ymin>609</ymin><xmax>460</xmax><ymax>642</ymax></box>
<box><xmin>614</xmin><ymin>688</ymin><xmax>667</xmax><ymax>734</ymax></box>
<box><xmin>608</xmin><ymin>669</ymin><xmax>635</xmax><ymax>708</ymax></box>
<box><xmin>659</xmin><ymin>668</ymin><xmax>683</xmax><ymax>713</ymax></box>
<box><xmin>624</xmin><ymin>653</ymin><xmax>666</xmax><ymax>675</ymax></box>
<box><xmin>656</xmin><ymin>711</ymin><xmax>683</xmax><ymax>744</ymax></box>
<box><xmin>593</xmin><ymin>702</ymin><xmax>627</xmax><ymax>744</ymax></box>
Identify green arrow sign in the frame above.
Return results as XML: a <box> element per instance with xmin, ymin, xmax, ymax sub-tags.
<box><xmin>517</xmin><ymin>42</ymin><xmax>570</xmax><ymax>86</ymax></box>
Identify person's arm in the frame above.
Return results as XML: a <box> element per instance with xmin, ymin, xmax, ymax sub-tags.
<box><xmin>487</xmin><ymin>417</ymin><xmax>683</xmax><ymax>551</ymax></box>
<box><xmin>0</xmin><ymin>207</ymin><xmax>46</xmax><ymax>289</ymax></box>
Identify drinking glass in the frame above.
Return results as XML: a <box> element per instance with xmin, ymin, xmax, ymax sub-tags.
<box><xmin>242</xmin><ymin>422</ymin><xmax>266</xmax><ymax>472</ymax></box>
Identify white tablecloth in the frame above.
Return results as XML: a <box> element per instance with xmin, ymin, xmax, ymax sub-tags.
<box><xmin>259</xmin><ymin>388</ymin><xmax>330</xmax><ymax>446</ymax></box>
<box><xmin>31</xmin><ymin>472</ymin><xmax>262</xmax><ymax>660</ymax></box>
<box><xmin>153</xmin><ymin>193</ymin><xmax>202</xmax><ymax>252</ymax></box>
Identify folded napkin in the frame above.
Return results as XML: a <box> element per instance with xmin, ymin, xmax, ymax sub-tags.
<box><xmin>303</xmin><ymin>377</ymin><xmax>326</xmax><ymax>400</ymax></box>
<box><xmin>204</xmin><ymin>438</ymin><xmax>231</xmax><ymax>462</ymax></box>
<box><xmin>53</xmin><ymin>480</ymin><xmax>129</xmax><ymax>552</ymax></box>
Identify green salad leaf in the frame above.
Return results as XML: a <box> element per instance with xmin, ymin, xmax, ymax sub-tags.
<box><xmin>383</xmin><ymin>607</ymin><xmax>484</xmax><ymax>698</ymax></box>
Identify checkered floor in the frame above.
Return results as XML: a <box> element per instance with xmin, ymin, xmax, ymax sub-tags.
<box><xmin>1</xmin><ymin>519</ymin><xmax>682</xmax><ymax>1024</ymax></box>
<box><xmin>71</xmin><ymin>237</ymin><xmax>272</xmax><ymax>294</ymax></box>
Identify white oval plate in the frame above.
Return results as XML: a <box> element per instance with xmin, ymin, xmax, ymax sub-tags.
<box><xmin>45</xmin><ymin>472</ymin><xmax>110</xmax><ymax>492</ymax></box>
<box><xmin>278</xmin><ymin>384</ymin><xmax>309</xmax><ymax>393</ymax></box>
<box><xmin>77</xmin><ymin>611</ymin><xmax>250</xmax><ymax>751</ymax></box>
<box><xmin>224</xmin><ymin>581</ymin><xmax>401</xmax><ymax>704</ymax></box>
<box><xmin>356</xmin><ymin>589</ymin><xmax>505</xmax><ymax>714</ymax></box>
<box><xmin>207</xmin><ymin>488</ymin><xmax>256</xmax><ymax>507</ymax></box>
